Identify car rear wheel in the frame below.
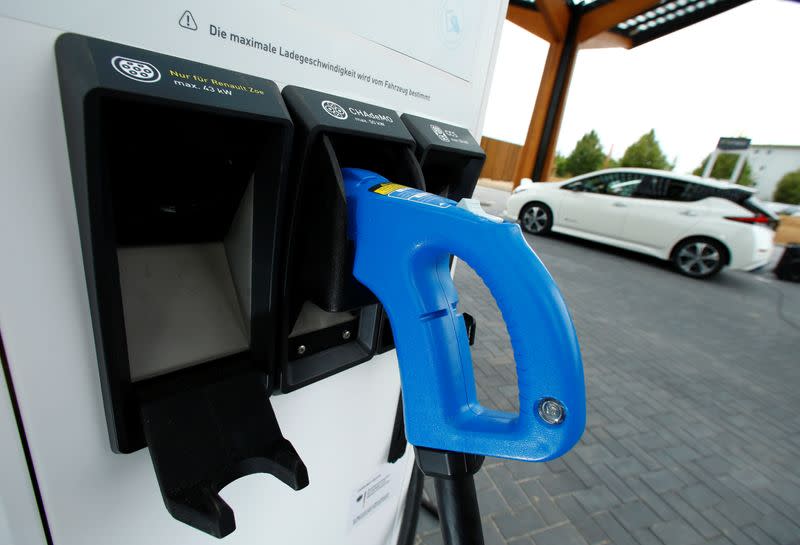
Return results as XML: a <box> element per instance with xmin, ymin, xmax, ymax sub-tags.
<box><xmin>519</xmin><ymin>202</ymin><xmax>552</xmax><ymax>235</ymax></box>
<box><xmin>672</xmin><ymin>237</ymin><xmax>726</xmax><ymax>279</ymax></box>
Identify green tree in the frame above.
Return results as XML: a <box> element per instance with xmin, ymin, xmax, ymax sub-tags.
<box><xmin>620</xmin><ymin>130</ymin><xmax>672</xmax><ymax>170</ymax></box>
<box><xmin>562</xmin><ymin>130</ymin><xmax>605</xmax><ymax>176</ymax></box>
<box><xmin>773</xmin><ymin>169</ymin><xmax>800</xmax><ymax>204</ymax></box>
<box><xmin>693</xmin><ymin>153</ymin><xmax>755</xmax><ymax>186</ymax></box>
<box><xmin>554</xmin><ymin>152</ymin><xmax>569</xmax><ymax>177</ymax></box>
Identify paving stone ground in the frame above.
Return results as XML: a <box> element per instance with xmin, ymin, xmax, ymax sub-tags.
<box><xmin>414</xmin><ymin>187</ymin><xmax>800</xmax><ymax>545</ymax></box>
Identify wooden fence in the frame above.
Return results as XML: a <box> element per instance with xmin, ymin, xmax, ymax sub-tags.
<box><xmin>479</xmin><ymin>136</ymin><xmax>521</xmax><ymax>182</ymax></box>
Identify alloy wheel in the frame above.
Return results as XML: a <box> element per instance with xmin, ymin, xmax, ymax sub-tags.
<box><xmin>677</xmin><ymin>241</ymin><xmax>721</xmax><ymax>277</ymax></box>
<box><xmin>522</xmin><ymin>206</ymin><xmax>549</xmax><ymax>233</ymax></box>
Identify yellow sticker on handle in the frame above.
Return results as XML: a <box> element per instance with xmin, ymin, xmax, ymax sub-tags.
<box><xmin>369</xmin><ymin>182</ymin><xmax>454</xmax><ymax>208</ymax></box>
<box><xmin>370</xmin><ymin>183</ymin><xmax>408</xmax><ymax>195</ymax></box>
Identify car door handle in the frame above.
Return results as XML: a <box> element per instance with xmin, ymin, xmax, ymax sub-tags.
<box><xmin>612</xmin><ymin>202</ymin><xmax>627</xmax><ymax>208</ymax></box>
<box><xmin>680</xmin><ymin>210</ymin><xmax>698</xmax><ymax>216</ymax></box>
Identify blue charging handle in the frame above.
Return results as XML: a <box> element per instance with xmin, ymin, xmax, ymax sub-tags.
<box><xmin>343</xmin><ymin>168</ymin><xmax>585</xmax><ymax>462</ymax></box>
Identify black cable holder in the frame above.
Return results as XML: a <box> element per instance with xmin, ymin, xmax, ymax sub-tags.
<box><xmin>414</xmin><ymin>447</ymin><xmax>486</xmax><ymax>545</ymax></box>
<box><xmin>139</xmin><ymin>365</ymin><xmax>308</xmax><ymax>538</ymax></box>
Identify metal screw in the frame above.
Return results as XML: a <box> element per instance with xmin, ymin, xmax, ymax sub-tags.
<box><xmin>538</xmin><ymin>398</ymin><xmax>566</xmax><ymax>425</ymax></box>
<box><xmin>342</xmin><ymin>330</ymin><xmax>351</xmax><ymax>340</ymax></box>
<box><xmin>296</xmin><ymin>345</ymin><xmax>306</xmax><ymax>355</ymax></box>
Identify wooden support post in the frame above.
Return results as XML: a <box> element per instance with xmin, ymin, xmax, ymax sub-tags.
<box><xmin>512</xmin><ymin>13</ymin><xmax>579</xmax><ymax>186</ymax></box>
<box><xmin>512</xmin><ymin>42</ymin><xmax>563</xmax><ymax>186</ymax></box>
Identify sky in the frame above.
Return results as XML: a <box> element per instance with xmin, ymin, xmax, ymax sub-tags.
<box><xmin>481</xmin><ymin>0</ymin><xmax>800</xmax><ymax>174</ymax></box>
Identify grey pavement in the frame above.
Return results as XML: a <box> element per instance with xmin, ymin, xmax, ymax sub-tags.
<box><xmin>415</xmin><ymin>186</ymin><xmax>800</xmax><ymax>545</ymax></box>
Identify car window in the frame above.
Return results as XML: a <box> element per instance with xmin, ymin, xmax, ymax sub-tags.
<box><xmin>634</xmin><ymin>176</ymin><xmax>692</xmax><ymax>201</ymax></box>
<box><xmin>605</xmin><ymin>175</ymin><xmax>642</xmax><ymax>197</ymax></box>
<box><xmin>562</xmin><ymin>180</ymin><xmax>585</xmax><ymax>191</ymax></box>
<box><xmin>563</xmin><ymin>173</ymin><xmax>642</xmax><ymax>196</ymax></box>
<box><xmin>590</xmin><ymin>173</ymin><xmax>642</xmax><ymax>196</ymax></box>
<box><xmin>673</xmin><ymin>182</ymin><xmax>755</xmax><ymax>204</ymax></box>
<box><xmin>561</xmin><ymin>176</ymin><xmax>600</xmax><ymax>193</ymax></box>
<box><xmin>681</xmin><ymin>183</ymin><xmax>710</xmax><ymax>201</ymax></box>
<box><xmin>665</xmin><ymin>179</ymin><xmax>690</xmax><ymax>200</ymax></box>
<box><xmin>581</xmin><ymin>176</ymin><xmax>609</xmax><ymax>193</ymax></box>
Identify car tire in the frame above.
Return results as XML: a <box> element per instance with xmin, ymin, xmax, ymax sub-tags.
<box><xmin>671</xmin><ymin>237</ymin><xmax>727</xmax><ymax>279</ymax></box>
<box><xmin>519</xmin><ymin>202</ymin><xmax>553</xmax><ymax>235</ymax></box>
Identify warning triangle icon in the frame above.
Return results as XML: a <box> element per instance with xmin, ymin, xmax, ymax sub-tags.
<box><xmin>179</xmin><ymin>10</ymin><xmax>198</xmax><ymax>31</ymax></box>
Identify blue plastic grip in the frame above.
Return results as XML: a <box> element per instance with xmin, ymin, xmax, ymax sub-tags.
<box><xmin>343</xmin><ymin>168</ymin><xmax>585</xmax><ymax>462</ymax></box>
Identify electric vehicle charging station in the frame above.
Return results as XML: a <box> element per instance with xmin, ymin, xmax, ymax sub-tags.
<box><xmin>0</xmin><ymin>2</ymin><xmax>586</xmax><ymax>545</ymax></box>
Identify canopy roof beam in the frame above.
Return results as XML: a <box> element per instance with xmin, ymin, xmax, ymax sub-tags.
<box><xmin>577</xmin><ymin>0</ymin><xmax>661</xmax><ymax>43</ymax></box>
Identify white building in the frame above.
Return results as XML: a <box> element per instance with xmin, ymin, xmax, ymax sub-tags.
<box><xmin>747</xmin><ymin>145</ymin><xmax>800</xmax><ymax>201</ymax></box>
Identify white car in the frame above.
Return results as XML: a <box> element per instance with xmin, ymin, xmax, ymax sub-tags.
<box><xmin>505</xmin><ymin>168</ymin><xmax>776</xmax><ymax>279</ymax></box>
<box><xmin>764</xmin><ymin>201</ymin><xmax>800</xmax><ymax>217</ymax></box>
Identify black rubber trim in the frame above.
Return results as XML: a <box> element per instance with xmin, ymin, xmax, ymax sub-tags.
<box><xmin>395</xmin><ymin>464</ymin><xmax>424</xmax><ymax>545</ymax></box>
<box><xmin>0</xmin><ymin>329</ymin><xmax>54</xmax><ymax>545</ymax></box>
<box><xmin>432</xmin><ymin>473</ymin><xmax>484</xmax><ymax>545</ymax></box>
<box><xmin>414</xmin><ymin>447</ymin><xmax>485</xmax><ymax>545</ymax></box>
<box><xmin>387</xmin><ymin>394</ymin><xmax>408</xmax><ymax>463</ymax></box>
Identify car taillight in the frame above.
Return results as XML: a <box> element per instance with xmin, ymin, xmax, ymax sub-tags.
<box><xmin>724</xmin><ymin>214</ymin><xmax>772</xmax><ymax>225</ymax></box>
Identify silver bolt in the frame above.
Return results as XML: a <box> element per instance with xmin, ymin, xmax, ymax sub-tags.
<box><xmin>296</xmin><ymin>345</ymin><xmax>306</xmax><ymax>355</ymax></box>
<box><xmin>538</xmin><ymin>398</ymin><xmax>565</xmax><ymax>425</ymax></box>
<box><xmin>342</xmin><ymin>330</ymin><xmax>351</xmax><ymax>340</ymax></box>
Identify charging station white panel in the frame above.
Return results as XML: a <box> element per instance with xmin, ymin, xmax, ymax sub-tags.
<box><xmin>0</xmin><ymin>1</ymin><xmax>507</xmax><ymax>543</ymax></box>
<box><xmin>0</xmin><ymin>359</ymin><xmax>48</xmax><ymax>545</ymax></box>
<box><xmin>0</xmin><ymin>0</ymin><xmax>506</xmax><ymax>138</ymax></box>
<box><xmin>281</xmin><ymin>0</ymin><xmax>486</xmax><ymax>81</ymax></box>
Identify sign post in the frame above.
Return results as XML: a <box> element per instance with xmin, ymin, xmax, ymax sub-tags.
<box><xmin>702</xmin><ymin>137</ymin><xmax>751</xmax><ymax>182</ymax></box>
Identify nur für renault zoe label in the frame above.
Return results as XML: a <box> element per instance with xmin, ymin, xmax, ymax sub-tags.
<box><xmin>369</xmin><ymin>183</ymin><xmax>453</xmax><ymax>209</ymax></box>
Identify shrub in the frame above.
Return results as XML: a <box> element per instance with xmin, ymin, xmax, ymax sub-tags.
<box><xmin>773</xmin><ymin>169</ymin><xmax>800</xmax><ymax>204</ymax></box>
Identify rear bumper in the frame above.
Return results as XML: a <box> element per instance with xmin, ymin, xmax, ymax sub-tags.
<box><xmin>740</xmin><ymin>256</ymin><xmax>771</xmax><ymax>272</ymax></box>
<box><xmin>728</xmin><ymin>226</ymin><xmax>774</xmax><ymax>271</ymax></box>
